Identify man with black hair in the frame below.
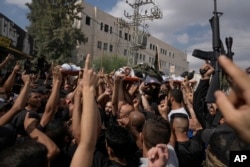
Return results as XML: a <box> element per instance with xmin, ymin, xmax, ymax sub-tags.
<box><xmin>0</xmin><ymin>140</ymin><xmax>49</xmax><ymax>167</ymax></box>
<box><xmin>171</xmin><ymin>113</ymin><xmax>204</xmax><ymax>167</ymax></box>
<box><xmin>104</xmin><ymin>124</ymin><xmax>139</xmax><ymax>167</ymax></box>
<box><xmin>44</xmin><ymin>119</ymin><xmax>72</xmax><ymax>167</ymax></box>
<box><xmin>167</xmin><ymin>89</ymin><xmax>189</xmax><ymax>121</ymax></box>
<box><xmin>140</xmin><ymin>115</ymin><xmax>179</xmax><ymax>167</ymax></box>
<box><xmin>10</xmin><ymin>89</ymin><xmax>42</xmax><ymax>136</ymax></box>
<box><xmin>193</xmin><ymin>62</ymin><xmax>215</xmax><ymax>129</ymax></box>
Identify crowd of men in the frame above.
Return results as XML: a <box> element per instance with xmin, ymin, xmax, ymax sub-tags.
<box><xmin>0</xmin><ymin>53</ymin><xmax>249</xmax><ymax>167</ymax></box>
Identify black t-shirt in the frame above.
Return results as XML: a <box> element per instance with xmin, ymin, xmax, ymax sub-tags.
<box><xmin>92</xmin><ymin>149</ymin><xmax>140</xmax><ymax>167</ymax></box>
<box><xmin>175</xmin><ymin>138</ymin><xmax>205</xmax><ymax>167</ymax></box>
<box><xmin>11</xmin><ymin>109</ymin><xmax>41</xmax><ymax>136</ymax></box>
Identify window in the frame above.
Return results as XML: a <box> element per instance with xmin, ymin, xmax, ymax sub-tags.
<box><xmin>119</xmin><ymin>30</ymin><xmax>122</xmax><ymax>38</ymax></box>
<box><xmin>153</xmin><ymin>45</ymin><xmax>155</xmax><ymax>51</ymax></box>
<box><xmin>104</xmin><ymin>24</ymin><xmax>109</xmax><ymax>32</ymax></box>
<box><xmin>125</xmin><ymin>33</ymin><xmax>128</xmax><ymax>40</ymax></box>
<box><xmin>97</xmin><ymin>41</ymin><xmax>102</xmax><ymax>49</ymax></box>
<box><xmin>150</xmin><ymin>44</ymin><xmax>152</xmax><ymax>49</ymax></box>
<box><xmin>85</xmin><ymin>16</ymin><xmax>91</xmax><ymax>25</ymax></box>
<box><xmin>129</xmin><ymin>35</ymin><xmax>131</xmax><ymax>41</ymax></box>
<box><xmin>139</xmin><ymin>54</ymin><xmax>142</xmax><ymax>60</ymax></box>
<box><xmin>110</xmin><ymin>26</ymin><xmax>112</xmax><ymax>34</ymax></box>
<box><xmin>124</xmin><ymin>49</ymin><xmax>127</xmax><ymax>56</ymax></box>
<box><xmin>149</xmin><ymin>57</ymin><xmax>151</xmax><ymax>63</ymax></box>
<box><xmin>143</xmin><ymin>55</ymin><xmax>145</xmax><ymax>61</ymax></box>
<box><xmin>109</xmin><ymin>44</ymin><xmax>113</xmax><ymax>52</ymax></box>
<box><xmin>100</xmin><ymin>23</ymin><xmax>103</xmax><ymax>30</ymax></box>
<box><xmin>103</xmin><ymin>43</ymin><xmax>108</xmax><ymax>50</ymax></box>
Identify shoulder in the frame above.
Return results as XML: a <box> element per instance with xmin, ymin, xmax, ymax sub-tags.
<box><xmin>166</xmin><ymin>144</ymin><xmax>179</xmax><ymax>167</ymax></box>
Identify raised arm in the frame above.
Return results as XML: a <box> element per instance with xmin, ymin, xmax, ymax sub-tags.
<box><xmin>111</xmin><ymin>75</ymin><xmax>124</xmax><ymax>116</ymax></box>
<box><xmin>193</xmin><ymin>62</ymin><xmax>214</xmax><ymax>128</ymax></box>
<box><xmin>0</xmin><ymin>72</ymin><xmax>31</xmax><ymax>126</ymax></box>
<box><xmin>2</xmin><ymin>61</ymin><xmax>21</xmax><ymax>93</ymax></box>
<box><xmin>71</xmin><ymin>85</ymin><xmax>82</xmax><ymax>144</ymax></box>
<box><xmin>24</xmin><ymin>112</ymin><xmax>60</xmax><ymax>160</ymax></box>
<box><xmin>0</xmin><ymin>53</ymin><xmax>14</xmax><ymax>70</ymax></box>
<box><xmin>215</xmin><ymin>55</ymin><xmax>250</xmax><ymax>144</ymax></box>
<box><xmin>40</xmin><ymin>66</ymin><xmax>62</xmax><ymax>127</ymax></box>
<box><xmin>139</xmin><ymin>81</ymin><xmax>154</xmax><ymax>112</ymax></box>
<box><xmin>70</xmin><ymin>54</ymin><xmax>99</xmax><ymax>167</ymax></box>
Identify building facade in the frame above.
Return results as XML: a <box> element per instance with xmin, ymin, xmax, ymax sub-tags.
<box><xmin>75</xmin><ymin>1</ymin><xmax>189</xmax><ymax>75</ymax></box>
<box><xmin>0</xmin><ymin>13</ymin><xmax>33</xmax><ymax>59</ymax></box>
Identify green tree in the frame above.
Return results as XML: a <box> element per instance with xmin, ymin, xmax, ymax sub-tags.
<box><xmin>93</xmin><ymin>55</ymin><xmax>127</xmax><ymax>73</ymax></box>
<box><xmin>26</xmin><ymin>0</ymin><xmax>87</xmax><ymax>62</ymax></box>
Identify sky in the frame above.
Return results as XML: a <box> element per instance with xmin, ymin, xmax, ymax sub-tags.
<box><xmin>0</xmin><ymin>0</ymin><xmax>250</xmax><ymax>72</ymax></box>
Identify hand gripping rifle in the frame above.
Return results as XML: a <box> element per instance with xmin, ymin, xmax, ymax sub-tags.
<box><xmin>192</xmin><ymin>0</ymin><xmax>234</xmax><ymax>103</ymax></box>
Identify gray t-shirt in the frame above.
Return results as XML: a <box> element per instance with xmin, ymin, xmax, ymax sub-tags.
<box><xmin>139</xmin><ymin>144</ymin><xmax>179</xmax><ymax>167</ymax></box>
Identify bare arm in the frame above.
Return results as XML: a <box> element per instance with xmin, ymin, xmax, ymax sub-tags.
<box><xmin>70</xmin><ymin>54</ymin><xmax>99</xmax><ymax>167</ymax></box>
<box><xmin>2</xmin><ymin>62</ymin><xmax>21</xmax><ymax>92</ymax></box>
<box><xmin>0</xmin><ymin>53</ymin><xmax>14</xmax><ymax>70</ymax></box>
<box><xmin>0</xmin><ymin>72</ymin><xmax>31</xmax><ymax>126</ymax></box>
<box><xmin>40</xmin><ymin>66</ymin><xmax>62</xmax><ymax>127</ymax></box>
<box><xmin>111</xmin><ymin>76</ymin><xmax>123</xmax><ymax>116</ymax></box>
<box><xmin>24</xmin><ymin>112</ymin><xmax>60</xmax><ymax>160</ymax></box>
<box><xmin>71</xmin><ymin>86</ymin><xmax>82</xmax><ymax>144</ymax></box>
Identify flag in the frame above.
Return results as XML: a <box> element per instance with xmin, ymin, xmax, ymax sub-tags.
<box><xmin>154</xmin><ymin>46</ymin><xmax>160</xmax><ymax>71</ymax></box>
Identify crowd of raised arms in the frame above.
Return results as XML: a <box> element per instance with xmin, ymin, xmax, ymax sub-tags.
<box><xmin>0</xmin><ymin>53</ymin><xmax>249</xmax><ymax>167</ymax></box>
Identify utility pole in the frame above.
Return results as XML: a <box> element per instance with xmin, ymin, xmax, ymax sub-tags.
<box><xmin>118</xmin><ymin>0</ymin><xmax>162</xmax><ymax>65</ymax></box>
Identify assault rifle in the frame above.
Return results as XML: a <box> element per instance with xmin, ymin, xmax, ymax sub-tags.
<box><xmin>192</xmin><ymin>0</ymin><xmax>234</xmax><ymax>103</ymax></box>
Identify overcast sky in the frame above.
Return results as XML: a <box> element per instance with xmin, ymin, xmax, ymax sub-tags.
<box><xmin>1</xmin><ymin>0</ymin><xmax>250</xmax><ymax>72</ymax></box>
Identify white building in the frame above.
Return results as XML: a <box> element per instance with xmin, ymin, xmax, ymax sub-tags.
<box><xmin>75</xmin><ymin>1</ymin><xmax>189</xmax><ymax>75</ymax></box>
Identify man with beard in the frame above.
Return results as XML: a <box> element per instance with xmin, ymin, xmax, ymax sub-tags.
<box><xmin>10</xmin><ymin>89</ymin><xmax>42</xmax><ymax>137</ymax></box>
<box><xmin>139</xmin><ymin>75</ymin><xmax>161</xmax><ymax>114</ymax></box>
<box><xmin>100</xmin><ymin>101</ymin><xmax>116</xmax><ymax>129</ymax></box>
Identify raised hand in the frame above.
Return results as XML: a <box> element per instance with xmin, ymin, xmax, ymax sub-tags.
<box><xmin>83</xmin><ymin>54</ymin><xmax>99</xmax><ymax>92</ymax></box>
<box><xmin>6</xmin><ymin>53</ymin><xmax>14</xmax><ymax>61</ymax></box>
<box><xmin>200</xmin><ymin>62</ymin><xmax>214</xmax><ymax>79</ymax></box>
<box><xmin>13</xmin><ymin>61</ymin><xmax>21</xmax><ymax>73</ymax></box>
<box><xmin>21</xmin><ymin>71</ymin><xmax>31</xmax><ymax>84</ymax></box>
<box><xmin>215</xmin><ymin>55</ymin><xmax>250</xmax><ymax>144</ymax></box>
<box><xmin>147</xmin><ymin>144</ymin><xmax>169</xmax><ymax>167</ymax></box>
<box><xmin>52</xmin><ymin>65</ymin><xmax>62</xmax><ymax>85</ymax></box>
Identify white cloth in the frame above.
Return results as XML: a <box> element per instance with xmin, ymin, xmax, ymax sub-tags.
<box><xmin>61</xmin><ymin>63</ymin><xmax>81</xmax><ymax>71</ymax></box>
<box><xmin>168</xmin><ymin>107</ymin><xmax>189</xmax><ymax>121</ymax></box>
<box><xmin>139</xmin><ymin>145</ymin><xmax>179</xmax><ymax>167</ymax></box>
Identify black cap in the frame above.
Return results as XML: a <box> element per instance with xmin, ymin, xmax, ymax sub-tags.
<box><xmin>202</xmin><ymin>124</ymin><xmax>250</xmax><ymax>165</ymax></box>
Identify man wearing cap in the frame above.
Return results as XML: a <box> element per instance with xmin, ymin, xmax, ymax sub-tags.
<box><xmin>167</xmin><ymin>89</ymin><xmax>189</xmax><ymax>121</ymax></box>
<box><xmin>139</xmin><ymin>75</ymin><xmax>161</xmax><ymax>113</ymax></box>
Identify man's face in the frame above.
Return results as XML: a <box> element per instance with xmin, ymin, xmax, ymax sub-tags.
<box><xmin>117</xmin><ymin>104</ymin><xmax>133</xmax><ymax>127</ymax></box>
<box><xmin>105</xmin><ymin>101</ymin><xmax>112</xmax><ymax>116</ymax></box>
<box><xmin>28</xmin><ymin>92</ymin><xmax>42</xmax><ymax>108</ymax></box>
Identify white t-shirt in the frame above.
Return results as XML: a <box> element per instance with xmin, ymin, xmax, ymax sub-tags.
<box><xmin>139</xmin><ymin>144</ymin><xmax>179</xmax><ymax>167</ymax></box>
<box><xmin>168</xmin><ymin>107</ymin><xmax>189</xmax><ymax>121</ymax></box>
